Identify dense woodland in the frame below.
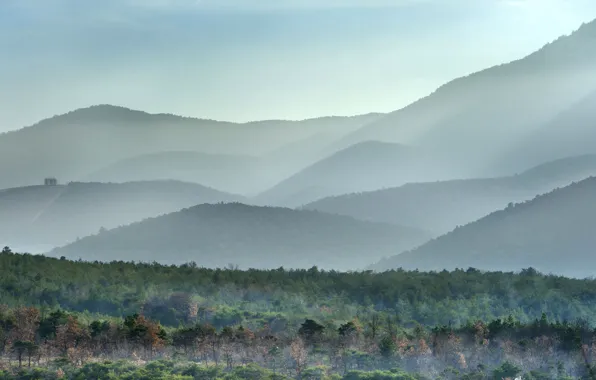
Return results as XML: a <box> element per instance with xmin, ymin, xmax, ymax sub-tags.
<box><xmin>5</xmin><ymin>249</ymin><xmax>596</xmax><ymax>328</ymax></box>
<box><xmin>2</xmin><ymin>251</ymin><xmax>596</xmax><ymax>378</ymax></box>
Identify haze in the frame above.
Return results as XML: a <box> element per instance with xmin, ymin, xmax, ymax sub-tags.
<box><xmin>1</xmin><ymin>0</ymin><xmax>596</xmax><ymax>130</ymax></box>
<box><xmin>5</xmin><ymin>1</ymin><xmax>596</xmax><ymax>378</ymax></box>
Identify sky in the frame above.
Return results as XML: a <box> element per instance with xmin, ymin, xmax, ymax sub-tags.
<box><xmin>1</xmin><ymin>0</ymin><xmax>596</xmax><ymax>130</ymax></box>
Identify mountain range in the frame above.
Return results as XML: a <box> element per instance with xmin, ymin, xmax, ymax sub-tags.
<box><xmin>370</xmin><ymin>177</ymin><xmax>596</xmax><ymax>278</ymax></box>
<box><xmin>337</xmin><ymin>20</ymin><xmax>596</xmax><ymax>178</ymax></box>
<box><xmin>254</xmin><ymin>141</ymin><xmax>449</xmax><ymax>207</ymax></box>
<box><xmin>1</xmin><ymin>19</ymin><xmax>596</xmax><ymax>273</ymax></box>
<box><xmin>303</xmin><ymin>154</ymin><xmax>596</xmax><ymax>235</ymax></box>
<box><xmin>0</xmin><ymin>106</ymin><xmax>382</xmax><ymax>195</ymax></box>
<box><xmin>50</xmin><ymin>203</ymin><xmax>431</xmax><ymax>271</ymax></box>
<box><xmin>84</xmin><ymin>151</ymin><xmax>269</xmax><ymax>196</ymax></box>
<box><xmin>254</xmin><ymin>20</ymin><xmax>596</xmax><ymax>204</ymax></box>
<box><xmin>0</xmin><ymin>180</ymin><xmax>242</xmax><ymax>251</ymax></box>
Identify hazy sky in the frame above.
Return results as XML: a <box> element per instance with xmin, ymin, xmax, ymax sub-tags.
<box><xmin>1</xmin><ymin>0</ymin><xmax>596</xmax><ymax>130</ymax></box>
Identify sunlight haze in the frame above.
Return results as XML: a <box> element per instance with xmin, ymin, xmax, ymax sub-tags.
<box><xmin>1</xmin><ymin>0</ymin><xmax>596</xmax><ymax>130</ymax></box>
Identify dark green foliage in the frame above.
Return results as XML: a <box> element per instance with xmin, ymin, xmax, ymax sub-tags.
<box><xmin>10</xmin><ymin>341</ymin><xmax>38</xmax><ymax>368</ymax></box>
<box><xmin>0</xmin><ymin>361</ymin><xmax>435</xmax><ymax>380</ymax></box>
<box><xmin>299</xmin><ymin>320</ymin><xmax>325</xmax><ymax>343</ymax></box>
<box><xmin>0</xmin><ymin>278</ymin><xmax>596</xmax><ymax>378</ymax></box>
<box><xmin>342</xmin><ymin>369</ymin><xmax>424</xmax><ymax>380</ymax></box>
<box><xmin>338</xmin><ymin>322</ymin><xmax>358</xmax><ymax>337</ymax></box>
<box><xmin>4</xmin><ymin>252</ymin><xmax>596</xmax><ymax>327</ymax></box>
<box><xmin>38</xmin><ymin>310</ymin><xmax>68</xmax><ymax>340</ymax></box>
<box><xmin>378</xmin><ymin>336</ymin><xmax>396</xmax><ymax>359</ymax></box>
<box><xmin>491</xmin><ymin>362</ymin><xmax>521</xmax><ymax>380</ymax></box>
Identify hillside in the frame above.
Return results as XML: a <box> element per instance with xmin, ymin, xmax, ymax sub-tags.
<box><xmin>340</xmin><ymin>20</ymin><xmax>596</xmax><ymax>177</ymax></box>
<box><xmin>254</xmin><ymin>141</ymin><xmax>449</xmax><ymax>207</ymax></box>
<box><xmin>493</xmin><ymin>89</ymin><xmax>596</xmax><ymax>174</ymax></box>
<box><xmin>253</xmin><ymin>21</ymin><xmax>596</xmax><ymax>206</ymax></box>
<box><xmin>370</xmin><ymin>177</ymin><xmax>596</xmax><ymax>278</ymax></box>
<box><xmin>304</xmin><ymin>154</ymin><xmax>596</xmax><ymax>235</ymax></box>
<box><xmin>0</xmin><ymin>180</ymin><xmax>242</xmax><ymax>250</ymax></box>
<box><xmin>85</xmin><ymin>151</ymin><xmax>272</xmax><ymax>195</ymax></box>
<box><xmin>0</xmin><ymin>105</ymin><xmax>381</xmax><ymax>193</ymax></box>
<box><xmin>50</xmin><ymin>202</ymin><xmax>431</xmax><ymax>271</ymax></box>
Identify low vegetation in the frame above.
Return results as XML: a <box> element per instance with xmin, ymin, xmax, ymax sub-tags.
<box><xmin>2</xmin><ymin>250</ymin><xmax>596</xmax><ymax>378</ymax></box>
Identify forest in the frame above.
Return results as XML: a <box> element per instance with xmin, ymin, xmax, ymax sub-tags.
<box><xmin>2</xmin><ymin>249</ymin><xmax>596</xmax><ymax>379</ymax></box>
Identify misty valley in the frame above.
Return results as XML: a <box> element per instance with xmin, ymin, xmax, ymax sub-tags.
<box><xmin>1</xmin><ymin>8</ymin><xmax>596</xmax><ymax>380</ymax></box>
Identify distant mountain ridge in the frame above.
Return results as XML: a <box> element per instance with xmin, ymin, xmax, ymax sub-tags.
<box><xmin>339</xmin><ymin>20</ymin><xmax>596</xmax><ymax>177</ymax></box>
<box><xmin>303</xmin><ymin>154</ymin><xmax>596</xmax><ymax>235</ymax></box>
<box><xmin>254</xmin><ymin>141</ymin><xmax>450</xmax><ymax>207</ymax></box>
<box><xmin>255</xmin><ymin>19</ymin><xmax>596</xmax><ymax>205</ymax></box>
<box><xmin>370</xmin><ymin>176</ymin><xmax>596</xmax><ymax>278</ymax></box>
<box><xmin>2</xmin><ymin>19</ymin><xmax>596</xmax><ymax>231</ymax></box>
<box><xmin>0</xmin><ymin>105</ymin><xmax>382</xmax><ymax>194</ymax></box>
<box><xmin>0</xmin><ymin>180</ymin><xmax>242</xmax><ymax>249</ymax></box>
<box><xmin>492</xmin><ymin>89</ymin><xmax>596</xmax><ymax>174</ymax></box>
<box><xmin>50</xmin><ymin>202</ymin><xmax>432</xmax><ymax>271</ymax></box>
<box><xmin>84</xmin><ymin>151</ymin><xmax>270</xmax><ymax>195</ymax></box>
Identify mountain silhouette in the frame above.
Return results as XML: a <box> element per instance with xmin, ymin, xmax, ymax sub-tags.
<box><xmin>85</xmin><ymin>151</ymin><xmax>271</xmax><ymax>195</ymax></box>
<box><xmin>492</xmin><ymin>89</ymin><xmax>596</xmax><ymax>174</ymax></box>
<box><xmin>0</xmin><ymin>180</ymin><xmax>242</xmax><ymax>250</ymax></box>
<box><xmin>0</xmin><ymin>105</ymin><xmax>381</xmax><ymax>194</ymax></box>
<box><xmin>304</xmin><ymin>154</ymin><xmax>596</xmax><ymax>235</ymax></box>
<box><xmin>339</xmin><ymin>20</ymin><xmax>596</xmax><ymax>178</ymax></box>
<box><xmin>369</xmin><ymin>176</ymin><xmax>596</xmax><ymax>278</ymax></box>
<box><xmin>50</xmin><ymin>202</ymin><xmax>431</xmax><ymax>271</ymax></box>
<box><xmin>254</xmin><ymin>141</ymin><xmax>448</xmax><ymax>207</ymax></box>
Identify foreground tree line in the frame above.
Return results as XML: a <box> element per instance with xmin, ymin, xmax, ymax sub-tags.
<box><xmin>3</xmin><ymin>250</ymin><xmax>596</xmax><ymax>378</ymax></box>
<box><xmin>2</xmin><ymin>304</ymin><xmax>596</xmax><ymax>379</ymax></box>
<box><xmin>2</xmin><ymin>249</ymin><xmax>596</xmax><ymax>329</ymax></box>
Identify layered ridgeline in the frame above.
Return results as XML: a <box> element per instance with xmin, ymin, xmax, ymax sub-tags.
<box><xmin>85</xmin><ymin>151</ymin><xmax>268</xmax><ymax>196</ymax></box>
<box><xmin>254</xmin><ymin>141</ymin><xmax>448</xmax><ymax>207</ymax></box>
<box><xmin>370</xmin><ymin>177</ymin><xmax>596</xmax><ymax>278</ymax></box>
<box><xmin>50</xmin><ymin>203</ymin><xmax>431</xmax><ymax>271</ymax></box>
<box><xmin>3</xmin><ymin>21</ymin><xmax>595</xmax><ymax>201</ymax></box>
<box><xmin>253</xmin><ymin>20</ymin><xmax>596</xmax><ymax>206</ymax></box>
<box><xmin>0</xmin><ymin>180</ymin><xmax>242</xmax><ymax>251</ymax></box>
<box><xmin>337</xmin><ymin>20</ymin><xmax>596</xmax><ymax>178</ymax></box>
<box><xmin>495</xmin><ymin>88</ymin><xmax>596</xmax><ymax>174</ymax></box>
<box><xmin>304</xmin><ymin>154</ymin><xmax>596</xmax><ymax>235</ymax></box>
<box><xmin>0</xmin><ymin>105</ymin><xmax>382</xmax><ymax>195</ymax></box>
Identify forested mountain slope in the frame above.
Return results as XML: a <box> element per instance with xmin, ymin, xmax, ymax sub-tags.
<box><xmin>370</xmin><ymin>177</ymin><xmax>596</xmax><ymax>278</ymax></box>
<box><xmin>50</xmin><ymin>202</ymin><xmax>431</xmax><ymax>271</ymax></box>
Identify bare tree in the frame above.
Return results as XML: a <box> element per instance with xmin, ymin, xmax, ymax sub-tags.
<box><xmin>290</xmin><ymin>337</ymin><xmax>308</xmax><ymax>376</ymax></box>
